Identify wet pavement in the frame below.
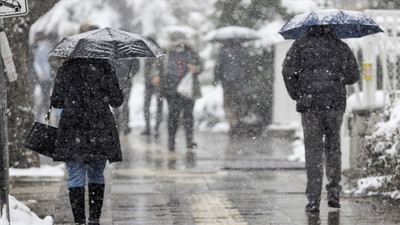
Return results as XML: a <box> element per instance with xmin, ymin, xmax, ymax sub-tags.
<box><xmin>14</xmin><ymin>129</ymin><xmax>400</xmax><ymax>224</ymax></box>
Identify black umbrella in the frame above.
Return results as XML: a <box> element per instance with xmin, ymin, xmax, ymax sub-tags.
<box><xmin>48</xmin><ymin>27</ymin><xmax>165</xmax><ymax>59</ymax></box>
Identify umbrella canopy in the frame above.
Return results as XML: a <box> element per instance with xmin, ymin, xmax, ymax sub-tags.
<box><xmin>49</xmin><ymin>27</ymin><xmax>165</xmax><ymax>59</ymax></box>
<box><xmin>205</xmin><ymin>26</ymin><xmax>259</xmax><ymax>43</ymax></box>
<box><xmin>279</xmin><ymin>9</ymin><xmax>384</xmax><ymax>39</ymax></box>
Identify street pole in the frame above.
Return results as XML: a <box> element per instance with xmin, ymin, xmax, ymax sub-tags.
<box><xmin>0</xmin><ymin>17</ymin><xmax>10</xmax><ymax>223</ymax></box>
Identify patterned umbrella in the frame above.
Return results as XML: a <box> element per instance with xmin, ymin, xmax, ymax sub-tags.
<box><xmin>49</xmin><ymin>27</ymin><xmax>165</xmax><ymax>59</ymax></box>
<box><xmin>279</xmin><ymin>9</ymin><xmax>384</xmax><ymax>39</ymax></box>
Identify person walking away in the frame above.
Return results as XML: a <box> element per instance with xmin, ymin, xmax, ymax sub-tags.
<box><xmin>162</xmin><ymin>32</ymin><xmax>203</xmax><ymax>151</ymax></box>
<box><xmin>213</xmin><ymin>40</ymin><xmax>253</xmax><ymax>138</ymax></box>
<box><xmin>51</xmin><ymin>58</ymin><xmax>124</xmax><ymax>225</ymax></box>
<box><xmin>32</xmin><ymin>32</ymin><xmax>53</xmax><ymax>122</ymax></box>
<box><xmin>282</xmin><ymin>26</ymin><xmax>359</xmax><ymax>212</ymax></box>
<box><xmin>141</xmin><ymin>56</ymin><xmax>164</xmax><ymax>139</ymax></box>
<box><xmin>113</xmin><ymin>59</ymin><xmax>139</xmax><ymax>135</ymax></box>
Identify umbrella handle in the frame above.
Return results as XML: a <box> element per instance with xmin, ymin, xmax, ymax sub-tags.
<box><xmin>45</xmin><ymin>105</ymin><xmax>52</xmax><ymax>126</ymax></box>
<box><xmin>128</xmin><ymin>60</ymin><xmax>134</xmax><ymax>78</ymax></box>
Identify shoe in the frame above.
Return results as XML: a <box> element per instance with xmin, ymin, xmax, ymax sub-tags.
<box><xmin>154</xmin><ymin>130</ymin><xmax>159</xmax><ymax>139</ymax></box>
<box><xmin>305</xmin><ymin>201</ymin><xmax>320</xmax><ymax>213</ymax></box>
<box><xmin>123</xmin><ymin>126</ymin><xmax>131</xmax><ymax>136</ymax></box>
<box><xmin>187</xmin><ymin>142</ymin><xmax>197</xmax><ymax>149</ymax></box>
<box><xmin>141</xmin><ymin>129</ymin><xmax>151</xmax><ymax>136</ymax></box>
<box><xmin>328</xmin><ymin>198</ymin><xmax>341</xmax><ymax>208</ymax></box>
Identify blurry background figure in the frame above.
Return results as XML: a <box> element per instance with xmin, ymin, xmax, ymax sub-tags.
<box><xmin>161</xmin><ymin>31</ymin><xmax>203</xmax><ymax>151</ymax></box>
<box><xmin>141</xmin><ymin>47</ymin><xmax>164</xmax><ymax>140</ymax></box>
<box><xmin>113</xmin><ymin>59</ymin><xmax>139</xmax><ymax>135</ymax></box>
<box><xmin>32</xmin><ymin>32</ymin><xmax>53</xmax><ymax>122</ymax></box>
<box><xmin>213</xmin><ymin>40</ymin><xmax>254</xmax><ymax>138</ymax></box>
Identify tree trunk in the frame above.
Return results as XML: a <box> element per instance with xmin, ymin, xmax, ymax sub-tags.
<box><xmin>4</xmin><ymin>0</ymin><xmax>58</xmax><ymax>168</ymax></box>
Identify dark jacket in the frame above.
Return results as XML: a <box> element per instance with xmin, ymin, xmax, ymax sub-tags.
<box><xmin>282</xmin><ymin>30</ymin><xmax>360</xmax><ymax>112</ymax></box>
<box><xmin>144</xmin><ymin>57</ymin><xmax>164</xmax><ymax>87</ymax></box>
<box><xmin>214</xmin><ymin>42</ymin><xmax>254</xmax><ymax>90</ymax></box>
<box><xmin>161</xmin><ymin>43</ymin><xmax>203</xmax><ymax>100</ymax></box>
<box><xmin>51</xmin><ymin>59</ymin><xmax>124</xmax><ymax>163</ymax></box>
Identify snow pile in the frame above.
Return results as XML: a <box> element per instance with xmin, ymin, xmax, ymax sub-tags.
<box><xmin>354</xmin><ymin>176</ymin><xmax>388</xmax><ymax>194</ymax></box>
<box><xmin>204</xmin><ymin>26</ymin><xmax>260</xmax><ymax>42</ymax></box>
<box><xmin>9</xmin><ymin>164</ymin><xmax>65</xmax><ymax>177</ymax></box>
<box><xmin>270</xmin><ymin>121</ymin><xmax>304</xmax><ymax>163</ymax></box>
<box><xmin>349</xmin><ymin>95</ymin><xmax>400</xmax><ymax>198</ymax></box>
<box><xmin>0</xmin><ymin>164</ymin><xmax>65</xmax><ymax>224</ymax></box>
<box><xmin>288</xmin><ymin>139</ymin><xmax>305</xmax><ymax>163</ymax></box>
<box><xmin>194</xmin><ymin>85</ymin><xmax>228</xmax><ymax>132</ymax></box>
<box><xmin>0</xmin><ymin>196</ymin><xmax>53</xmax><ymax>225</ymax></box>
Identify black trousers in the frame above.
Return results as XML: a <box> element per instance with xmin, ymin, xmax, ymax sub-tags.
<box><xmin>165</xmin><ymin>93</ymin><xmax>195</xmax><ymax>150</ymax></box>
<box><xmin>143</xmin><ymin>83</ymin><xmax>163</xmax><ymax>133</ymax></box>
<box><xmin>301</xmin><ymin>110</ymin><xmax>343</xmax><ymax>203</ymax></box>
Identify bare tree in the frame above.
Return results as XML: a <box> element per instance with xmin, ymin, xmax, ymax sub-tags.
<box><xmin>4</xmin><ymin>0</ymin><xmax>58</xmax><ymax>168</ymax></box>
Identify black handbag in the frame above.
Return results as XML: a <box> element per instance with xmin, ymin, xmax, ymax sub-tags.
<box><xmin>23</xmin><ymin>107</ymin><xmax>57</xmax><ymax>158</ymax></box>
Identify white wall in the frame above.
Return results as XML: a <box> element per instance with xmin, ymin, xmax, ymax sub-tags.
<box><xmin>272</xmin><ymin>40</ymin><xmax>301</xmax><ymax>125</ymax></box>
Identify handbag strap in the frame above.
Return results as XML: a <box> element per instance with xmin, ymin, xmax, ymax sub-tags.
<box><xmin>44</xmin><ymin>105</ymin><xmax>52</xmax><ymax>126</ymax></box>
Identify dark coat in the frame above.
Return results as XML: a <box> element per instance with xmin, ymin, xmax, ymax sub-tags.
<box><xmin>282</xmin><ymin>30</ymin><xmax>360</xmax><ymax>113</ymax></box>
<box><xmin>51</xmin><ymin>59</ymin><xmax>124</xmax><ymax>163</ymax></box>
<box><xmin>161</xmin><ymin>43</ymin><xmax>203</xmax><ymax>100</ymax></box>
<box><xmin>214</xmin><ymin>42</ymin><xmax>254</xmax><ymax>90</ymax></box>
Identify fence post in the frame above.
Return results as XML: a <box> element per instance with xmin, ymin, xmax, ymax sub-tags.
<box><xmin>0</xmin><ymin>17</ymin><xmax>10</xmax><ymax>222</ymax></box>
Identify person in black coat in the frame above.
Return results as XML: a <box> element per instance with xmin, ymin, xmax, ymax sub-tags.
<box><xmin>141</xmin><ymin>57</ymin><xmax>164</xmax><ymax>139</ymax></box>
<box><xmin>282</xmin><ymin>26</ymin><xmax>360</xmax><ymax>212</ymax></box>
<box><xmin>213</xmin><ymin>40</ymin><xmax>254</xmax><ymax>138</ymax></box>
<box><xmin>51</xmin><ymin>58</ymin><xmax>123</xmax><ymax>225</ymax></box>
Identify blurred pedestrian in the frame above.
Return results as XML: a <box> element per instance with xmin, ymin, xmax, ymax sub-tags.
<box><xmin>161</xmin><ymin>32</ymin><xmax>203</xmax><ymax>151</ymax></box>
<box><xmin>282</xmin><ymin>26</ymin><xmax>360</xmax><ymax>212</ymax></box>
<box><xmin>113</xmin><ymin>58</ymin><xmax>139</xmax><ymax>135</ymax></box>
<box><xmin>141</xmin><ymin>56</ymin><xmax>164</xmax><ymax>139</ymax></box>
<box><xmin>51</xmin><ymin>58</ymin><xmax>124</xmax><ymax>225</ymax></box>
<box><xmin>32</xmin><ymin>32</ymin><xmax>53</xmax><ymax>122</ymax></box>
<box><xmin>213</xmin><ymin>40</ymin><xmax>254</xmax><ymax>138</ymax></box>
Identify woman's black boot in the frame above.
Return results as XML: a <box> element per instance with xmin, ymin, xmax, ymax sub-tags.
<box><xmin>88</xmin><ymin>183</ymin><xmax>105</xmax><ymax>225</ymax></box>
<box><xmin>68</xmin><ymin>186</ymin><xmax>86</xmax><ymax>224</ymax></box>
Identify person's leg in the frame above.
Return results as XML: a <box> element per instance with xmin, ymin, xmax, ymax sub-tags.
<box><xmin>155</xmin><ymin>95</ymin><xmax>163</xmax><ymax>139</ymax></box>
<box><xmin>122</xmin><ymin>86</ymin><xmax>132</xmax><ymax>135</ymax></box>
<box><xmin>142</xmin><ymin>84</ymin><xmax>154</xmax><ymax>136</ymax></box>
<box><xmin>223</xmin><ymin>89</ymin><xmax>240</xmax><ymax>138</ymax></box>
<box><xmin>323</xmin><ymin>111</ymin><xmax>343</xmax><ymax>208</ymax></box>
<box><xmin>166</xmin><ymin>94</ymin><xmax>181</xmax><ymax>151</ymax></box>
<box><xmin>302</xmin><ymin>112</ymin><xmax>324</xmax><ymax>211</ymax></box>
<box><xmin>182</xmin><ymin>97</ymin><xmax>196</xmax><ymax>148</ymax></box>
<box><xmin>66</xmin><ymin>161</ymin><xmax>87</xmax><ymax>224</ymax></box>
<box><xmin>87</xmin><ymin>161</ymin><xmax>107</xmax><ymax>225</ymax></box>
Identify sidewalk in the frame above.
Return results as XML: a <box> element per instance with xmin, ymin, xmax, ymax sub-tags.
<box><xmin>11</xmin><ymin>129</ymin><xmax>400</xmax><ymax>224</ymax></box>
